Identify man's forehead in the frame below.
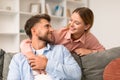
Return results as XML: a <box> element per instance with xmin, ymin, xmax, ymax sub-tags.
<box><xmin>39</xmin><ymin>19</ymin><xmax>49</xmax><ymax>22</ymax></box>
<box><xmin>39</xmin><ymin>19</ymin><xmax>50</xmax><ymax>24</ymax></box>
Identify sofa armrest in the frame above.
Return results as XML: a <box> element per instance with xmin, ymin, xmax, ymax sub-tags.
<box><xmin>0</xmin><ymin>49</ymin><xmax>6</xmax><ymax>80</ymax></box>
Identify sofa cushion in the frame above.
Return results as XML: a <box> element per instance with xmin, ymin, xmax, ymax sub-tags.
<box><xmin>0</xmin><ymin>49</ymin><xmax>5</xmax><ymax>80</ymax></box>
<box><xmin>2</xmin><ymin>52</ymin><xmax>16</xmax><ymax>80</ymax></box>
<box><xmin>81</xmin><ymin>47</ymin><xmax>120</xmax><ymax>80</ymax></box>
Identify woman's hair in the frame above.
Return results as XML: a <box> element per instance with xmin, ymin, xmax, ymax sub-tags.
<box><xmin>72</xmin><ymin>7</ymin><xmax>94</xmax><ymax>32</ymax></box>
<box><xmin>24</xmin><ymin>14</ymin><xmax>51</xmax><ymax>38</ymax></box>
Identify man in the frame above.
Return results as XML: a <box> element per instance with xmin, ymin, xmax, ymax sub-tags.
<box><xmin>7</xmin><ymin>14</ymin><xmax>81</xmax><ymax>80</ymax></box>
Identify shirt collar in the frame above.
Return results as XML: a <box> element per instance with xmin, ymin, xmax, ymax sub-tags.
<box><xmin>65</xmin><ymin>30</ymin><xmax>85</xmax><ymax>44</ymax></box>
<box><xmin>31</xmin><ymin>44</ymin><xmax>52</xmax><ymax>55</ymax></box>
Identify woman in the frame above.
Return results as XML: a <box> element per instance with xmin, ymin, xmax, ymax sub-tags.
<box><xmin>51</xmin><ymin>7</ymin><xmax>105</xmax><ymax>56</ymax></box>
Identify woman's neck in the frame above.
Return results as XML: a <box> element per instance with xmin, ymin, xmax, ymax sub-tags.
<box><xmin>71</xmin><ymin>32</ymin><xmax>84</xmax><ymax>40</ymax></box>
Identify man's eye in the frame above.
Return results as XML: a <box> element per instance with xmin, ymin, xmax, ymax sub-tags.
<box><xmin>45</xmin><ymin>25</ymin><xmax>49</xmax><ymax>28</ymax></box>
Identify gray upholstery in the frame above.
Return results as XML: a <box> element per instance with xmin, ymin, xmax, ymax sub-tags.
<box><xmin>0</xmin><ymin>49</ymin><xmax>5</xmax><ymax>80</ymax></box>
<box><xmin>2</xmin><ymin>53</ymin><xmax>16</xmax><ymax>80</ymax></box>
<box><xmin>0</xmin><ymin>47</ymin><xmax>120</xmax><ymax>80</ymax></box>
<box><xmin>81</xmin><ymin>47</ymin><xmax>120</xmax><ymax>80</ymax></box>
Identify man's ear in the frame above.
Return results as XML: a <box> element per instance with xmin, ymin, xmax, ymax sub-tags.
<box><xmin>85</xmin><ymin>24</ymin><xmax>90</xmax><ymax>31</ymax></box>
<box><xmin>31</xmin><ymin>27</ymin><xmax>36</xmax><ymax>34</ymax></box>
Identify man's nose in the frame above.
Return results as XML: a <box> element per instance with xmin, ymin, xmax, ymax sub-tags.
<box><xmin>49</xmin><ymin>27</ymin><xmax>54</xmax><ymax>32</ymax></box>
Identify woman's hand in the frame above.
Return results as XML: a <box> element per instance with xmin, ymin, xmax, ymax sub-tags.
<box><xmin>74</xmin><ymin>48</ymin><xmax>93</xmax><ymax>56</ymax></box>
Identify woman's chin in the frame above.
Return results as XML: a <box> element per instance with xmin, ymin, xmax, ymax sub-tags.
<box><xmin>70</xmin><ymin>31</ymin><xmax>74</xmax><ymax>34</ymax></box>
<box><xmin>69</xmin><ymin>30</ymin><xmax>75</xmax><ymax>34</ymax></box>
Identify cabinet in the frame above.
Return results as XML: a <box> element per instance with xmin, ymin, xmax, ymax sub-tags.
<box><xmin>0</xmin><ymin>0</ymin><xmax>88</xmax><ymax>52</ymax></box>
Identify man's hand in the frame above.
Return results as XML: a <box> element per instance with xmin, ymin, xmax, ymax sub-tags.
<box><xmin>74</xmin><ymin>48</ymin><xmax>93</xmax><ymax>56</ymax></box>
<box><xmin>28</xmin><ymin>55</ymin><xmax>48</xmax><ymax>70</ymax></box>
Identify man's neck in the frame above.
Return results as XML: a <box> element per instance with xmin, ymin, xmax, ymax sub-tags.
<box><xmin>31</xmin><ymin>38</ymin><xmax>46</xmax><ymax>50</ymax></box>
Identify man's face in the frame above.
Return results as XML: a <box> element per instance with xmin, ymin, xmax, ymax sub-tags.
<box><xmin>32</xmin><ymin>19</ymin><xmax>53</xmax><ymax>43</ymax></box>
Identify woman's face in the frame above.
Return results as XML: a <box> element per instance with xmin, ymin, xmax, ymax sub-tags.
<box><xmin>68</xmin><ymin>12</ymin><xmax>87</xmax><ymax>35</ymax></box>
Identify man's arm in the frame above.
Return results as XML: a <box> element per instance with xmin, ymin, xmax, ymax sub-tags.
<box><xmin>7</xmin><ymin>54</ymin><xmax>21</xmax><ymax>80</ymax></box>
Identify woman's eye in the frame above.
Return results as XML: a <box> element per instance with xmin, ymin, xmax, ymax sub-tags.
<box><xmin>75</xmin><ymin>22</ymin><xmax>80</xmax><ymax>25</ymax></box>
<box><xmin>69</xmin><ymin>19</ymin><xmax>72</xmax><ymax>22</ymax></box>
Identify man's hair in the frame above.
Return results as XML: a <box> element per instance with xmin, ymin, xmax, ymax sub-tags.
<box><xmin>72</xmin><ymin>7</ymin><xmax>94</xmax><ymax>32</ymax></box>
<box><xmin>24</xmin><ymin>14</ymin><xmax>51</xmax><ymax>38</ymax></box>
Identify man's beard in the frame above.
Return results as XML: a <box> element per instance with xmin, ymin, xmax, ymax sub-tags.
<box><xmin>38</xmin><ymin>36</ymin><xmax>53</xmax><ymax>44</ymax></box>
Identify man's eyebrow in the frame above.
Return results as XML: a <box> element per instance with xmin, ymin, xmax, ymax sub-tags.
<box><xmin>46</xmin><ymin>23</ymin><xmax>50</xmax><ymax>25</ymax></box>
<box><xmin>45</xmin><ymin>23</ymin><xmax>51</xmax><ymax>27</ymax></box>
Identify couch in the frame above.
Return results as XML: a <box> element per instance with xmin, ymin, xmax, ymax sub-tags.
<box><xmin>0</xmin><ymin>47</ymin><xmax>120</xmax><ymax>80</ymax></box>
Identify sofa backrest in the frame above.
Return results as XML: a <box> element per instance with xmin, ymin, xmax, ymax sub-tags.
<box><xmin>81</xmin><ymin>47</ymin><xmax>120</xmax><ymax>80</ymax></box>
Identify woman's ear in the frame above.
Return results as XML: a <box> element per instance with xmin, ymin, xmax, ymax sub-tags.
<box><xmin>85</xmin><ymin>24</ymin><xmax>90</xmax><ymax>30</ymax></box>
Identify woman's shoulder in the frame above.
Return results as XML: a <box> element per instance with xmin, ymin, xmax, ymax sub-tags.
<box><xmin>86</xmin><ymin>32</ymin><xmax>97</xmax><ymax>38</ymax></box>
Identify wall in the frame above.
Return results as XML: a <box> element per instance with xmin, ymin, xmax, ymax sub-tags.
<box><xmin>89</xmin><ymin>0</ymin><xmax>120</xmax><ymax>49</ymax></box>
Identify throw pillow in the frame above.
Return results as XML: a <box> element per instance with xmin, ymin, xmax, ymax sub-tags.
<box><xmin>103</xmin><ymin>57</ymin><xmax>120</xmax><ymax>80</ymax></box>
<box><xmin>81</xmin><ymin>47</ymin><xmax>120</xmax><ymax>80</ymax></box>
<box><xmin>0</xmin><ymin>49</ymin><xmax>5</xmax><ymax>80</ymax></box>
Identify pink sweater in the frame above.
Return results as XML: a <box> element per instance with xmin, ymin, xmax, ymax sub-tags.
<box><xmin>52</xmin><ymin>27</ymin><xmax>105</xmax><ymax>52</ymax></box>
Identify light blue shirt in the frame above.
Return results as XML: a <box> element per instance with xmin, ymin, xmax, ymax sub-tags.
<box><xmin>7</xmin><ymin>44</ymin><xmax>81</xmax><ymax>80</ymax></box>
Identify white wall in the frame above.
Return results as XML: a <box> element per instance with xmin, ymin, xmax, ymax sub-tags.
<box><xmin>89</xmin><ymin>0</ymin><xmax>120</xmax><ymax>49</ymax></box>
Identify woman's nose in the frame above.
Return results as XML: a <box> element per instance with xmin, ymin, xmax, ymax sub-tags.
<box><xmin>69</xmin><ymin>21</ymin><xmax>74</xmax><ymax>27</ymax></box>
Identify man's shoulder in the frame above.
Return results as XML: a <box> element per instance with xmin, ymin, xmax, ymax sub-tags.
<box><xmin>50</xmin><ymin>44</ymin><xmax>66</xmax><ymax>50</ymax></box>
<box><xmin>12</xmin><ymin>52</ymin><xmax>25</xmax><ymax>60</ymax></box>
<box><xmin>49</xmin><ymin>44</ymin><xmax>70</xmax><ymax>56</ymax></box>
<box><xmin>13</xmin><ymin>52</ymin><xmax>23</xmax><ymax>56</ymax></box>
